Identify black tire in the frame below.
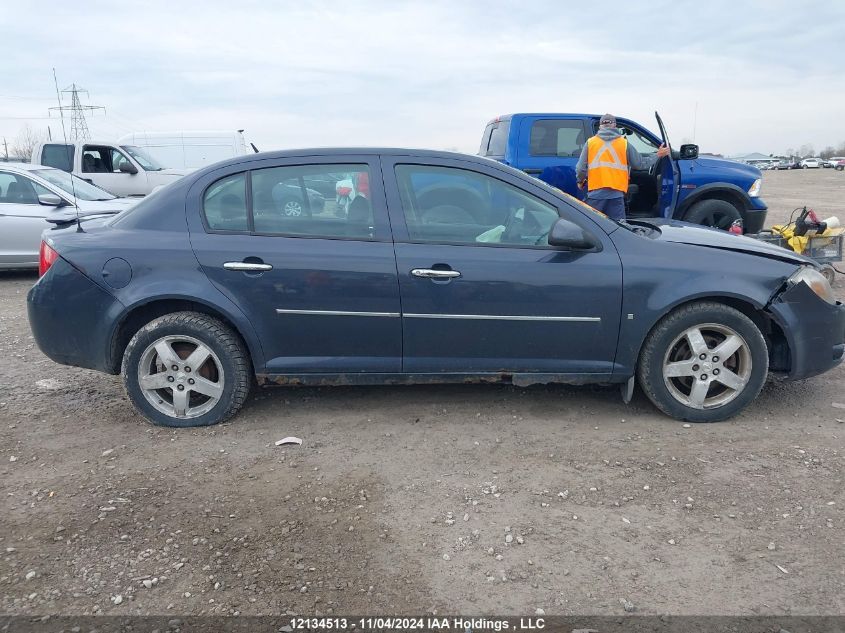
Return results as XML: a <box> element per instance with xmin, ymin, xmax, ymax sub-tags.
<box><xmin>122</xmin><ymin>312</ymin><xmax>251</xmax><ymax>427</ymax></box>
<box><xmin>683</xmin><ymin>199</ymin><xmax>743</xmax><ymax>230</ymax></box>
<box><xmin>637</xmin><ymin>302</ymin><xmax>768</xmax><ymax>423</ymax></box>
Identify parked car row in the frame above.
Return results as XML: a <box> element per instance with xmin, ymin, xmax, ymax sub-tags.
<box><xmin>761</xmin><ymin>157</ymin><xmax>845</xmax><ymax>170</ymax></box>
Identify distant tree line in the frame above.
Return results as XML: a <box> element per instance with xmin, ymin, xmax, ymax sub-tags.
<box><xmin>784</xmin><ymin>142</ymin><xmax>845</xmax><ymax>159</ymax></box>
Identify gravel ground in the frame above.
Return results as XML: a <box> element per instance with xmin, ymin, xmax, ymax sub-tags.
<box><xmin>1</xmin><ymin>168</ymin><xmax>844</xmax><ymax>617</ymax></box>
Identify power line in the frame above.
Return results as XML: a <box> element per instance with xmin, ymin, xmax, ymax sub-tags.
<box><xmin>48</xmin><ymin>84</ymin><xmax>105</xmax><ymax>140</ymax></box>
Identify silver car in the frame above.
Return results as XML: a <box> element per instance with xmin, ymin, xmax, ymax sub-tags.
<box><xmin>0</xmin><ymin>162</ymin><xmax>136</xmax><ymax>270</ymax></box>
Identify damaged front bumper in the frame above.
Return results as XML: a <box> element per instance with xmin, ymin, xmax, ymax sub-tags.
<box><xmin>766</xmin><ymin>280</ymin><xmax>845</xmax><ymax>380</ymax></box>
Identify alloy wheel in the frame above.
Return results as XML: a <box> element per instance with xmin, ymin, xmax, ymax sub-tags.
<box><xmin>138</xmin><ymin>335</ymin><xmax>225</xmax><ymax>419</ymax></box>
<box><xmin>283</xmin><ymin>200</ymin><xmax>303</xmax><ymax>216</ymax></box>
<box><xmin>662</xmin><ymin>323</ymin><xmax>752</xmax><ymax>410</ymax></box>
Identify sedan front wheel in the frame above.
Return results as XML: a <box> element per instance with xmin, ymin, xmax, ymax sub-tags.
<box><xmin>637</xmin><ymin>302</ymin><xmax>768</xmax><ymax>422</ymax></box>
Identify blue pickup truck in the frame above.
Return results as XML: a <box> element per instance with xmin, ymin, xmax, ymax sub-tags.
<box><xmin>479</xmin><ymin>112</ymin><xmax>767</xmax><ymax>233</ymax></box>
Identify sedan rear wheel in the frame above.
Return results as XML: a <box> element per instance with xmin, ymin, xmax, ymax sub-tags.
<box><xmin>122</xmin><ymin>312</ymin><xmax>251</xmax><ymax>427</ymax></box>
<box><xmin>637</xmin><ymin>302</ymin><xmax>768</xmax><ymax>422</ymax></box>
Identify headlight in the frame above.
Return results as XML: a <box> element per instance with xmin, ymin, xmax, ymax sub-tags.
<box><xmin>748</xmin><ymin>178</ymin><xmax>762</xmax><ymax>197</ymax></box>
<box><xmin>789</xmin><ymin>266</ymin><xmax>836</xmax><ymax>304</ymax></box>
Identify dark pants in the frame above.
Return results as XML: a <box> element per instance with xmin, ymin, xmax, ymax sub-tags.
<box><xmin>586</xmin><ymin>196</ymin><xmax>625</xmax><ymax>221</ymax></box>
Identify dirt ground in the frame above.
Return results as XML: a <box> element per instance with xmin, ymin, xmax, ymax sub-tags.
<box><xmin>1</xmin><ymin>168</ymin><xmax>844</xmax><ymax>618</ymax></box>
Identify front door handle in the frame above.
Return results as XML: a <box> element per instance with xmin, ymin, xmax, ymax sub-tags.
<box><xmin>411</xmin><ymin>268</ymin><xmax>461</xmax><ymax>279</ymax></box>
<box><xmin>224</xmin><ymin>261</ymin><xmax>273</xmax><ymax>272</ymax></box>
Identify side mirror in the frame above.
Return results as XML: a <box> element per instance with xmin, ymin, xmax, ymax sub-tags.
<box><xmin>679</xmin><ymin>144</ymin><xmax>699</xmax><ymax>160</ymax></box>
<box><xmin>119</xmin><ymin>162</ymin><xmax>138</xmax><ymax>175</ymax></box>
<box><xmin>38</xmin><ymin>194</ymin><xmax>65</xmax><ymax>207</ymax></box>
<box><xmin>548</xmin><ymin>218</ymin><xmax>600</xmax><ymax>250</ymax></box>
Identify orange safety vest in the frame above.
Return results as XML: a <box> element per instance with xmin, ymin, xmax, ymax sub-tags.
<box><xmin>586</xmin><ymin>135</ymin><xmax>629</xmax><ymax>193</ymax></box>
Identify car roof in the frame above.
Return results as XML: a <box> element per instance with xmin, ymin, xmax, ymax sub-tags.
<box><xmin>0</xmin><ymin>162</ymin><xmax>53</xmax><ymax>173</ymax></box>
<box><xmin>201</xmin><ymin>147</ymin><xmax>504</xmax><ymax>170</ymax></box>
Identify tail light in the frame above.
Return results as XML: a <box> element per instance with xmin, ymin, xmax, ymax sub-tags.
<box><xmin>39</xmin><ymin>240</ymin><xmax>59</xmax><ymax>277</ymax></box>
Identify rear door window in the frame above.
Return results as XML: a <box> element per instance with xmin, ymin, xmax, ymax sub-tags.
<box><xmin>250</xmin><ymin>164</ymin><xmax>373</xmax><ymax>239</ymax></box>
<box><xmin>529</xmin><ymin>120</ymin><xmax>587</xmax><ymax>157</ymax></box>
<box><xmin>201</xmin><ymin>164</ymin><xmax>377</xmax><ymax>240</ymax></box>
<box><xmin>40</xmin><ymin>144</ymin><xmax>74</xmax><ymax>172</ymax></box>
<box><xmin>481</xmin><ymin>121</ymin><xmax>509</xmax><ymax>157</ymax></box>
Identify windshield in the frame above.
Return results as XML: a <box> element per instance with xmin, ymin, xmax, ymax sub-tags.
<box><xmin>121</xmin><ymin>145</ymin><xmax>165</xmax><ymax>171</ymax></box>
<box><xmin>32</xmin><ymin>169</ymin><xmax>116</xmax><ymax>201</ymax></box>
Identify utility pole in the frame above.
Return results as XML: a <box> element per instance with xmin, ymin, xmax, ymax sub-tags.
<box><xmin>2</xmin><ymin>137</ymin><xmax>8</xmax><ymax>160</ymax></box>
<box><xmin>48</xmin><ymin>83</ymin><xmax>105</xmax><ymax>140</ymax></box>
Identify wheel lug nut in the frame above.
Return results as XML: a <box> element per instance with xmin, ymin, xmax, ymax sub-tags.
<box><xmin>692</xmin><ymin>364</ymin><xmax>700</xmax><ymax>371</ymax></box>
<box><xmin>167</xmin><ymin>376</ymin><xmax>175</xmax><ymax>383</ymax></box>
<box><xmin>713</xmin><ymin>368</ymin><xmax>720</xmax><ymax>375</ymax></box>
<box><xmin>700</xmin><ymin>374</ymin><xmax>708</xmax><ymax>381</ymax></box>
<box><xmin>176</xmin><ymin>384</ymin><xmax>185</xmax><ymax>391</ymax></box>
<box><xmin>188</xmin><ymin>378</ymin><xmax>195</xmax><ymax>385</ymax></box>
<box><xmin>712</xmin><ymin>356</ymin><xmax>719</xmax><ymax>362</ymax></box>
<box><xmin>699</xmin><ymin>354</ymin><xmax>707</xmax><ymax>360</ymax></box>
<box><xmin>185</xmin><ymin>366</ymin><xmax>191</xmax><ymax>372</ymax></box>
<box><xmin>171</xmin><ymin>364</ymin><xmax>179</xmax><ymax>371</ymax></box>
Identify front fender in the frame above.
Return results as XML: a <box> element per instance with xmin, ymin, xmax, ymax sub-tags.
<box><xmin>611</xmin><ymin>232</ymin><xmax>798</xmax><ymax>376</ymax></box>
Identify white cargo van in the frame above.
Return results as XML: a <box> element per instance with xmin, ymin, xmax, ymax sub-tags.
<box><xmin>32</xmin><ymin>141</ymin><xmax>190</xmax><ymax>197</ymax></box>
<box><xmin>116</xmin><ymin>130</ymin><xmax>250</xmax><ymax>169</ymax></box>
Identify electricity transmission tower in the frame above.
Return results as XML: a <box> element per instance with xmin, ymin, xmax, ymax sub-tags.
<box><xmin>48</xmin><ymin>84</ymin><xmax>105</xmax><ymax>140</ymax></box>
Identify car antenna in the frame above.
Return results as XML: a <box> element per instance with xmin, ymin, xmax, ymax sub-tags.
<box><xmin>51</xmin><ymin>68</ymin><xmax>83</xmax><ymax>233</ymax></box>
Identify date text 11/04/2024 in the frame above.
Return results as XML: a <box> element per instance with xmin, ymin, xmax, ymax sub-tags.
<box><xmin>289</xmin><ymin>617</ymin><xmax>546</xmax><ymax>631</ymax></box>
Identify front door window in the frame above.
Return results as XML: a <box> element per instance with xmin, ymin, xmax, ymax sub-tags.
<box><xmin>394</xmin><ymin>165</ymin><xmax>560</xmax><ymax>247</ymax></box>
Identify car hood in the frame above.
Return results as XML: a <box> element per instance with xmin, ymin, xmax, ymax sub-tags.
<box><xmin>629</xmin><ymin>218</ymin><xmax>812</xmax><ymax>265</ymax></box>
<box><xmin>691</xmin><ymin>155</ymin><xmax>762</xmax><ymax>179</ymax></box>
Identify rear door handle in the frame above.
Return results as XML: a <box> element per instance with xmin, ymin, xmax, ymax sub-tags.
<box><xmin>411</xmin><ymin>268</ymin><xmax>461</xmax><ymax>279</ymax></box>
<box><xmin>224</xmin><ymin>261</ymin><xmax>273</xmax><ymax>272</ymax></box>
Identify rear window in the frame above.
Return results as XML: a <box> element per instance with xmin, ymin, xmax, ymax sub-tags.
<box><xmin>41</xmin><ymin>144</ymin><xmax>74</xmax><ymax>172</ymax></box>
<box><xmin>481</xmin><ymin>121</ymin><xmax>510</xmax><ymax>158</ymax></box>
<box><xmin>203</xmin><ymin>173</ymin><xmax>248</xmax><ymax>231</ymax></box>
<box><xmin>529</xmin><ymin>120</ymin><xmax>586</xmax><ymax>157</ymax></box>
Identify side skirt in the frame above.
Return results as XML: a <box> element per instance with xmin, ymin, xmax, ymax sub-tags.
<box><xmin>256</xmin><ymin>372</ymin><xmax>625</xmax><ymax>388</ymax></box>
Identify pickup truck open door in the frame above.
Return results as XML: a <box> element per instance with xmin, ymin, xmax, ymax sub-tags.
<box><xmin>655</xmin><ymin>111</ymin><xmax>680</xmax><ymax>218</ymax></box>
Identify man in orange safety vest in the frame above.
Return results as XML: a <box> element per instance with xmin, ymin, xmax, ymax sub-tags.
<box><xmin>575</xmin><ymin>113</ymin><xmax>670</xmax><ymax>220</ymax></box>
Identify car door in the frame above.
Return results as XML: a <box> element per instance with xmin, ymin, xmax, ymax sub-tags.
<box><xmin>0</xmin><ymin>171</ymin><xmax>62</xmax><ymax>267</ymax></box>
<box><xmin>654</xmin><ymin>112</ymin><xmax>680</xmax><ymax>218</ymax></box>
<box><xmin>515</xmin><ymin>116</ymin><xmax>588</xmax><ymax>198</ymax></box>
<box><xmin>186</xmin><ymin>156</ymin><xmax>402</xmax><ymax>374</ymax></box>
<box><xmin>381</xmin><ymin>156</ymin><xmax>623</xmax><ymax>375</ymax></box>
<box><xmin>81</xmin><ymin>145</ymin><xmax>148</xmax><ymax>197</ymax></box>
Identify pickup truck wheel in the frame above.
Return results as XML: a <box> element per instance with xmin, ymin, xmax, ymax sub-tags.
<box><xmin>637</xmin><ymin>302</ymin><xmax>768</xmax><ymax>423</ymax></box>
<box><xmin>684</xmin><ymin>199</ymin><xmax>742</xmax><ymax>230</ymax></box>
<box><xmin>122</xmin><ymin>312</ymin><xmax>251</xmax><ymax>427</ymax></box>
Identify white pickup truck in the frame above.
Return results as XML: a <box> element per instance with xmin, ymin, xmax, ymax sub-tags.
<box><xmin>31</xmin><ymin>140</ymin><xmax>191</xmax><ymax>197</ymax></box>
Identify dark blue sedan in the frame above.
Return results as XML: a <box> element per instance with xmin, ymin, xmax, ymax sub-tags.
<box><xmin>27</xmin><ymin>149</ymin><xmax>845</xmax><ymax>427</ymax></box>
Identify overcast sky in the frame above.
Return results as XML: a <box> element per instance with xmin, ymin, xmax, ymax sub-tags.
<box><xmin>2</xmin><ymin>0</ymin><xmax>843</xmax><ymax>157</ymax></box>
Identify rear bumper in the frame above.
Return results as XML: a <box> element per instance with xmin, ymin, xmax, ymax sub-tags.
<box><xmin>767</xmin><ymin>281</ymin><xmax>845</xmax><ymax>380</ymax></box>
<box><xmin>27</xmin><ymin>258</ymin><xmax>124</xmax><ymax>374</ymax></box>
